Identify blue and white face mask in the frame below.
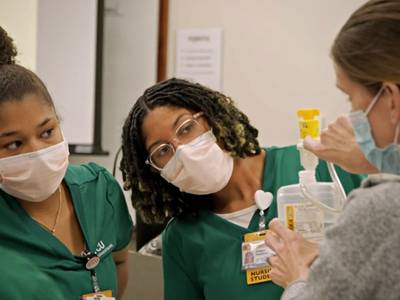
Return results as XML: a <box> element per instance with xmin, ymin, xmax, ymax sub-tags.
<box><xmin>349</xmin><ymin>87</ymin><xmax>400</xmax><ymax>175</ymax></box>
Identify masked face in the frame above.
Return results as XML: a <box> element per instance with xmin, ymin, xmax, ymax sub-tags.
<box><xmin>0</xmin><ymin>140</ymin><xmax>69</xmax><ymax>202</ymax></box>
<box><xmin>0</xmin><ymin>94</ymin><xmax>68</xmax><ymax>201</ymax></box>
<box><xmin>160</xmin><ymin>131</ymin><xmax>234</xmax><ymax>194</ymax></box>
<box><xmin>143</xmin><ymin>106</ymin><xmax>234</xmax><ymax>195</ymax></box>
<box><xmin>349</xmin><ymin>87</ymin><xmax>400</xmax><ymax>174</ymax></box>
<box><xmin>335</xmin><ymin>65</ymin><xmax>400</xmax><ymax>174</ymax></box>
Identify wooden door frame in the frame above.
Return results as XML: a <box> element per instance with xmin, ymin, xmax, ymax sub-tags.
<box><xmin>157</xmin><ymin>0</ymin><xmax>169</xmax><ymax>82</ymax></box>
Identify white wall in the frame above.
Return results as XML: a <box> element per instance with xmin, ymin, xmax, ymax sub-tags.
<box><xmin>69</xmin><ymin>0</ymin><xmax>159</xmax><ymax>171</ymax></box>
<box><xmin>167</xmin><ymin>0</ymin><xmax>367</xmax><ymax>146</ymax></box>
<box><xmin>69</xmin><ymin>0</ymin><xmax>159</xmax><ymax>220</ymax></box>
<box><xmin>36</xmin><ymin>0</ymin><xmax>98</xmax><ymax>145</ymax></box>
<box><xmin>0</xmin><ymin>0</ymin><xmax>369</xmax><ymax>165</ymax></box>
<box><xmin>1</xmin><ymin>0</ymin><xmax>160</xmax><ymax>220</ymax></box>
<box><xmin>0</xmin><ymin>0</ymin><xmax>159</xmax><ymax>171</ymax></box>
<box><xmin>0</xmin><ymin>0</ymin><xmax>38</xmax><ymax>70</ymax></box>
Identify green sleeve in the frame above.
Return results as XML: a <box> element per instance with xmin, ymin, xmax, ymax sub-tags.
<box><xmin>316</xmin><ymin>160</ymin><xmax>366</xmax><ymax>194</ymax></box>
<box><xmin>104</xmin><ymin>170</ymin><xmax>134</xmax><ymax>251</ymax></box>
<box><xmin>0</xmin><ymin>248</ymin><xmax>63</xmax><ymax>300</ymax></box>
<box><xmin>162</xmin><ymin>223</ymin><xmax>203</xmax><ymax>300</ymax></box>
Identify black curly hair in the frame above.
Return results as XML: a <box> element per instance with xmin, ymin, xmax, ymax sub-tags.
<box><xmin>121</xmin><ymin>78</ymin><xmax>261</xmax><ymax>224</ymax></box>
<box><xmin>0</xmin><ymin>26</ymin><xmax>54</xmax><ymax>108</ymax></box>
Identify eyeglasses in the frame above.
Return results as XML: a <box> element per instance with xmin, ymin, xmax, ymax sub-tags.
<box><xmin>145</xmin><ymin>112</ymin><xmax>206</xmax><ymax>170</ymax></box>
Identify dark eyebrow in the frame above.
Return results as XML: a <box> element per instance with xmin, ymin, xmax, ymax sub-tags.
<box><xmin>0</xmin><ymin>131</ymin><xmax>17</xmax><ymax>138</ymax></box>
<box><xmin>38</xmin><ymin>118</ymin><xmax>52</xmax><ymax>128</ymax></box>
<box><xmin>173</xmin><ymin>113</ymin><xmax>190</xmax><ymax>128</ymax></box>
<box><xmin>0</xmin><ymin>117</ymin><xmax>54</xmax><ymax>138</ymax></box>
<box><xmin>146</xmin><ymin>113</ymin><xmax>192</xmax><ymax>152</ymax></box>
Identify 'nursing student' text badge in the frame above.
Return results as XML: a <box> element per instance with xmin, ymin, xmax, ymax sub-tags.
<box><xmin>242</xmin><ymin>230</ymin><xmax>275</xmax><ymax>285</ymax></box>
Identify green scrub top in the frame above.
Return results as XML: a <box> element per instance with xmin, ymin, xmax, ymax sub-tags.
<box><xmin>0</xmin><ymin>163</ymin><xmax>133</xmax><ymax>300</ymax></box>
<box><xmin>163</xmin><ymin>145</ymin><xmax>364</xmax><ymax>300</ymax></box>
<box><xmin>0</xmin><ymin>247</ymin><xmax>63</xmax><ymax>300</ymax></box>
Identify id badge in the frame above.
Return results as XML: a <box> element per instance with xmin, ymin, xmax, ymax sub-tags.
<box><xmin>242</xmin><ymin>230</ymin><xmax>275</xmax><ymax>285</ymax></box>
<box><xmin>81</xmin><ymin>290</ymin><xmax>115</xmax><ymax>300</ymax></box>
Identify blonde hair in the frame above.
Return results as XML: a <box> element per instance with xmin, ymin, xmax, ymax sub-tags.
<box><xmin>332</xmin><ymin>0</ymin><xmax>400</xmax><ymax>94</ymax></box>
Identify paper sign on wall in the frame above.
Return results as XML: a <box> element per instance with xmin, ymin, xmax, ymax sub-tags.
<box><xmin>175</xmin><ymin>28</ymin><xmax>223</xmax><ymax>91</ymax></box>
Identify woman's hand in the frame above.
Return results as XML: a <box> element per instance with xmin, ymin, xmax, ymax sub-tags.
<box><xmin>265</xmin><ymin>219</ymin><xmax>319</xmax><ymax>288</ymax></box>
<box><xmin>304</xmin><ymin>115</ymin><xmax>378</xmax><ymax>174</ymax></box>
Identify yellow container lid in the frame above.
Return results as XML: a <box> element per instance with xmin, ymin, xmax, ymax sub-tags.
<box><xmin>297</xmin><ymin>109</ymin><xmax>320</xmax><ymax>120</ymax></box>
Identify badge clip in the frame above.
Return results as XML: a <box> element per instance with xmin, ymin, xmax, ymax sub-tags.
<box><xmin>255</xmin><ymin>190</ymin><xmax>273</xmax><ymax>231</ymax></box>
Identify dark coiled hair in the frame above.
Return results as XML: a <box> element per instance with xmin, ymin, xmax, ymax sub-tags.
<box><xmin>121</xmin><ymin>78</ymin><xmax>261</xmax><ymax>224</ymax></box>
<box><xmin>0</xmin><ymin>26</ymin><xmax>55</xmax><ymax>108</ymax></box>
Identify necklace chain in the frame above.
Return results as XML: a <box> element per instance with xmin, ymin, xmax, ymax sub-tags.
<box><xmin>34</xmin><ymin>185</ymin><xmax>63</xmax><ymax>235</ymax></box>
<box><xmin>51</xmin><ymin>185</ymin><xmax>63</xmax><ymax>234</ymax></box>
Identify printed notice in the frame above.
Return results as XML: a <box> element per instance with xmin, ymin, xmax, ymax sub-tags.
<box><xmin>175</xmin><ymin>28</ymin><xmax>223</xmax><ymax>90</ymax></box>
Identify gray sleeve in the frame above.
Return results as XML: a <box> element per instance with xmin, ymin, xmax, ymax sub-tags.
<box><xmin>281</xmin><ymin>280</ymin><xmax>307</xmax><ymax>300</ymax></box>
<box><xmin>280</xmin><ymin>182</ymin><xmax>400</xmax><ymax>300</ymax></box>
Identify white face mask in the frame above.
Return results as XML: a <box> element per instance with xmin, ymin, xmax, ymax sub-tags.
<box><xmin>0</xmin><ymin>140</ymin><xmax>69</xmax><ymax>202</ymax></box>
<box><xmin>160</xmin><ymin>131</ymin><xmax>234</xmax><ymax>195</ymax></box>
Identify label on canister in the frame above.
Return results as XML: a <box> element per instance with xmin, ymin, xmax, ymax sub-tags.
<box><xmin>285</xmin><ymin>203</ymin><xmax>324</xmax><ymax>242</ymax></box>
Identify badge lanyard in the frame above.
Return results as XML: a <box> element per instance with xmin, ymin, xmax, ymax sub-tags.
<box><xmin>83</xmin><ymin>250</ymin><xmax>101</xmax><ymax>293</ymax></box>
<box><xmin>81</xmin><ymin>246</ymin><xmax>115</xmax><ymax>299</ymax></box>
<box><xmin>258</xmin><ymin>209</ymin><xmax>266</xmax><ymax>231</ymax></box>
<box><xmin>241</xmin><ymin>191</ymin><xmax>275</xmax><ymax>285</ymax></box>
<box><xmin>255</xmin><ymin>190</ymin><xmax>273</xmax><ymax>231</ymax></box>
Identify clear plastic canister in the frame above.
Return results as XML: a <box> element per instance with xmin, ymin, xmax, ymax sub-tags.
<box><xmin>277</xmin><ymin>179</ymin><xmax>341</xmax><ymax>242</ymax></box>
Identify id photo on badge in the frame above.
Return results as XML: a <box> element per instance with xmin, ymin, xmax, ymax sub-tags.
<box><xmin>241</xmin><ymin>240</ymin><xmax>275</xmax><ymax>270</ymax></box>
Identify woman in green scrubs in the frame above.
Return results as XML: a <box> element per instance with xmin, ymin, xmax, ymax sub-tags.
<box><xmin>0</xmin><ymin>27</ymin><xmax>133</xmax><ymax>299</ymax></box>
<box><xmin>120</xmin><ymin>78</ymin><xmax>363</xmax><ymax>300</ymax></box>
<box><xmin>0</xmin><ymin>247</ymin><xmax>63</xmax><ymax>300</ymax></box>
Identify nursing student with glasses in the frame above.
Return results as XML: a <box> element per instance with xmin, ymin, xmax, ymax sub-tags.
<box><xmin>120</xmin><ymin>78</ymin><xmax>364</xmax><ymax>300</ymax></box>
<box><xmin>146</xmin><ymin>112</ymin><xmax>206</xmax><ymax>170</ymax></box>
<box><xmin>264</xmin><ymin>0</ymin><xmax>400</xmax><ymax>299</ymax></box>
<box><xmin>0</xmin><ymin>27</ymin><xmax>132</xmax><ymax>300</ymax></box>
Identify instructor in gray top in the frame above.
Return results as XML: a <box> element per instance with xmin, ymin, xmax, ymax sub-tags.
<box><xmin>266</xmin><ymin>0</ymin><xmax>400</xmax><ymax>299</ymax></box>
